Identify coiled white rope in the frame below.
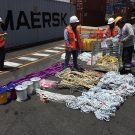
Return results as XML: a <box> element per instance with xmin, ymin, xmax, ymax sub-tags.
<box><xmin>66</xmin><ymin>71</ymin><xmax>135</xmax><ymax>121</ymax></box>
<box><xmin>36</xmin><ymin>89</ymin><xmax>76</xmax><ymax>103</ymax></box>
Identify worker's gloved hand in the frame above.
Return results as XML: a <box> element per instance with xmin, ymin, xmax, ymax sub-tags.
<box><xmin>105</xmin><ymin>38</ymin><xmax>112</xmax><ymax>45</ymax></box>
<box><xmin>119</xmin><ymin>38</ymin><xmax>124</xmax><ymax>43</ymax></box>
<box><xmin>105</xmin><ymin>37</ymin><xmax>112</xmax><ymax>42</ymax></box>
<box><xmin>4</xmin><ymin>32</ymin><xmax>8</xmax><ymax>35</ymax></box>
<box><xmin>110</xmin><ymin>37</ymin><xmax>113</xmax><ymax>40</ymax></box>
<box><xmin>112</xmin><ymin>37</ymin><xmax>119</xmax><ymax>43</ymax></box>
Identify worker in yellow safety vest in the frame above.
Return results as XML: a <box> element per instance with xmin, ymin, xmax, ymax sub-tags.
<box><xmin>64</xmin><ymin>15</ymin><xmax>82</xmax><ymax>70</ymax></box>
<box><xmin>0</xmin><ymin>17</ymin><xmax>7</xmax><ymax>71</ymax></box>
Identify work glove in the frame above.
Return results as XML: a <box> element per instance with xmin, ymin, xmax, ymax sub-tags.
<box><xmin>111</xmin><ymin>37</ymin><xmax>119</xmax><ymax>43</ymax></box>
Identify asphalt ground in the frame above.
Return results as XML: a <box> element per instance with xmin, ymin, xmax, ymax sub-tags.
<box><xmin>0</xmin><ymin>40</ymin><xmax>135</xmax><ymax>135</ymax></box>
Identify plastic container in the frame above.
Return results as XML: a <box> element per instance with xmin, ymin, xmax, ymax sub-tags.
<box><xmin>15</xmin><ymin>85</ymin><xmax>28</xmax><ymax>102</ymax></box>
<box><xmin>0</xmin><ymin>87</ymin><xmax>7</xmax><ymax>105</ymax></box>
<box><xmin>22</xmin><ymin>81</ymin><xmax>34</xmax><ymax>95</ymax></box>
<box><xmin>30</xmin><ymin>77</ymin><xmax>41</xmax><ymax>93</ymax></box>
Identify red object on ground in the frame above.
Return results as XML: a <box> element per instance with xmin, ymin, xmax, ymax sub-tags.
<box><xmin>43</xmin><ymin>97</ymin><xmax>49</xmax><ymax>103</ymax></box>
<box><xmin>10</xmin><ymin>89</ymin><xmax>17</xmax><ymax>100</ymax></box>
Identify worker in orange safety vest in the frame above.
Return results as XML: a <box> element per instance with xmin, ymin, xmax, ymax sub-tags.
<box><xmin>0</xmin><ymin>17</ymin><xmax>7</xmax><ymax>71</ymax></box>
<box><xmin>104</xmin><ymin>17</ymin><xmax>121</xmax><ymax>38</ymax></box>
<box><xmin>64</xmin><ymin>15</ymin><xmax>82</xmax><ymax>70</ymax></box>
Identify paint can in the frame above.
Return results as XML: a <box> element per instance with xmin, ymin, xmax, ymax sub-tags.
<box><xmin>30</xmin><ymin>77</ymin><xmax>41</xmax><ymax>93</ymax></box>
<box><xmin>22</xmin><ymin>81</ymin><xmax>34</xmax><ymax>95</ymax></box>
<box><xmin>0</xmin><ymin>87</ymin><xmax>7</xmax><ymax>105</ymax></box>
<box><xmin>15</xmin><ymin>85</ymin><xmax>28</xmax><ymax>102</ymax></box>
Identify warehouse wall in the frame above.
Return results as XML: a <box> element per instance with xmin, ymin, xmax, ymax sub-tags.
<box><xmin>0</xmin><ymin>0</ymin><xmax>75</xmax><ymax>49</ymax></box>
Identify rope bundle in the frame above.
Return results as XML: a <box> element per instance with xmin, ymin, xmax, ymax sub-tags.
<box><xmin>56</xmin><ymin>69</ymin><xmax>103</xmax><ymax>89</ymax></box>
<box><xmin>66</xmin><ymin>71</ymin><xmax>135</xmax><ymax>121</ymax></box>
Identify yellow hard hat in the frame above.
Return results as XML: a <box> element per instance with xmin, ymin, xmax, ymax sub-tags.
<box><xmin>115</xmin><ymin>16</ymin><xmax>122</xmax><ymax>24</ymax></box>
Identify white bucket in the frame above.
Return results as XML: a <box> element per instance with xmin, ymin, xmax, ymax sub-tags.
<box><xmin>30</xmin><ymin>77</ymin><xmax>41</xmax><ymax>92</ymax></box>
<box><xmin>15</xmin><ymin>85</ymin><xmax>28</xmax><ymax>102</ymax></box>
<box><xmin>22</xmin><ymin>81</ymin><xmax>34</xmax><ymax>95</ymax></box>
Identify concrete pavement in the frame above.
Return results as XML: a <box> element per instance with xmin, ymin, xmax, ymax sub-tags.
<box><xmin>0</xmin><ymin>40</ymin><xmax>135</xmax><ymax>135</ymax></box>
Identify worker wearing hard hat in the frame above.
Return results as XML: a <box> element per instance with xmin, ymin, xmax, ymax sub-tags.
<box><xmin>104</xmin><ymin>17</ymin><xmax>121</xmax><ymax>38</ymax></box>
<box><xmin>64</xmin><ymin>15</ymin><xmax>82</xmax><ymax>70</ymax></box>
<box><xmin>115</xmin><ymin>17</ymin><xmax>135</xmax><ymax>74</ymax></box>
<box><xmin>115</xmin><ymin>16</ymin><xmax>123</xmax><ymax>25</ymax></box>
<box><xmin>102</xmin><ymin>18</ymin><xmax>121</xmax><ymax>56</ymax></box>
<box><xmin>0</xmin><ymin>17</ymin><xmax>7</xmax><ymax>71</ymax></box>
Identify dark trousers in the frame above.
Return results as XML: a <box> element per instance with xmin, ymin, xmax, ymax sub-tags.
<box><xmin>122</xmin><ymin>46</ymin><xmax>134</xmax><ymax>65</ymax></box>
<box><xmin>122</xmin><ymin>46</ymin><xmax>134</xmax><ymax>71</ymax></box>
<box><xmin>0</xmin><ymin>47</ymin><xmax>5</xmax><ymax>68</ymax></box>
<box><xmin>64</xmin><ymin>50</ymin><xmax>78</xmax><ymax>69</ymax></box>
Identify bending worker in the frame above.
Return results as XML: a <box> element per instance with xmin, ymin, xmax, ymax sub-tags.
<box><xmin>115</xmin><ymin>17</ymin><xmax>135</xmax><ymax>74</ymax></box>
<box><xmin>0</xmin><ymin>17</ymin><xmax>7</xmax><ymax>71</ymax></box>
<box><xmin>64</xmin><ymin>15</ymin><xmax>82</xmax><ymax>70</ymax></box>
<box><xmin>104</xmin><ymin>17</ymin><xmax>121</xmax><ymax>38</ymax></box>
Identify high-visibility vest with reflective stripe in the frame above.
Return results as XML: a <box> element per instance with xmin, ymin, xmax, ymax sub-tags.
<box><xmin>0</xmin><ymin>33</ymin><xmax>5</xmax><ymax>48</ymax></box>
<box><xmin>105</xmin><ymin>26</ymin><xmax>119</xmax><ymax>38</ymax></box>
<box><xmin>64</xmin><ymin>25</ymin><xmax>82</xmax><ymax>50</ymax></box>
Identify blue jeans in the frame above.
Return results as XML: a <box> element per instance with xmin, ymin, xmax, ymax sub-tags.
<box><xmin>64</xmin><ymin>50</ymin><xmax>78</xmax><ymax>69</ymax></box>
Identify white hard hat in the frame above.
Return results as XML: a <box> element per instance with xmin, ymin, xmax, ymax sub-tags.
<box><xmin>70</xmin><ymin>16</ymin><xmax>79</xmax><ymax>24</ymax></box>
<box><xmin>0</xmin><ymin>17</ymin><xmax>3</xmax><ymax>23</ymax></box>
<box><xmin>108</xmin><ymin>17</ymin><xmax>115</xmax><ymax>24</ymax></box>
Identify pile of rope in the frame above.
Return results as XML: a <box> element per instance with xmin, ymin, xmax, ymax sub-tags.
<box><xmin>36</xmin><ymin>89</ymin><xmax>76</xmax><ymax>103</ymax></box>
<box><xmin>66</xmin><ymin>71</ymin><xmax>135</xmax><ymax>121</ymax></box>
<box><xmin>94</xmin><ymin>55</ymin><xmax>119</xmax><ymax>71</ymax></box>
<box><xmin>56</xmin><ymin>68</ymin><xmax>103</xmax><ymax>89</ymax></box>
<box><xmin>61</xmin><ymin>52</ymin><xmax>92</xmax><ymax>62</ymax></box>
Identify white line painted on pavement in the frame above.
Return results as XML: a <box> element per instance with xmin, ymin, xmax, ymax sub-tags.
<box><xmin>53</xmin><ymin>47</ymin><xmax>64</xmax><ymax>50</ymax></box>
<box><xmin>44</xmin><ymin>50</ymin><xmax>60</xmax><ymax>53</ymax></box>
<box><xmin>32</xmin><ymin>53</ymin><xmax>50</xmax><ymax>57</ymax></box>
<box><xmin>4</xmin><ymin>61</ymin><xmax>22</xmax><ymax>67</ymax></box>
<box><xmin>18</xmin><ymin>57</ymin><xmax>38</xmax><ymax>61</ymax></box>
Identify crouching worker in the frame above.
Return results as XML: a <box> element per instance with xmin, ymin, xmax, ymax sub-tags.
<box><xmin>64</xmin><ymin>15</ymin><xmax>82</xmax><ymax>70</ymax></box>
